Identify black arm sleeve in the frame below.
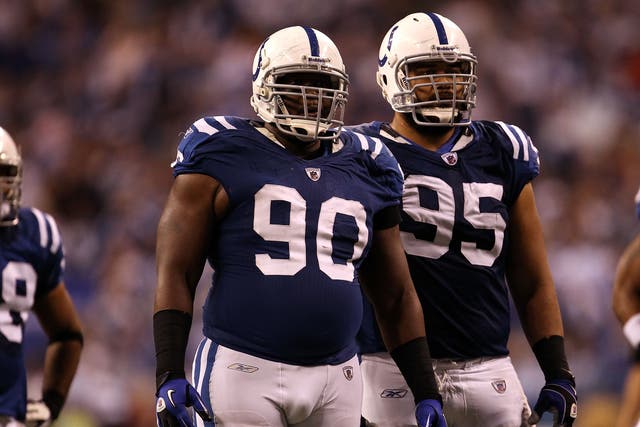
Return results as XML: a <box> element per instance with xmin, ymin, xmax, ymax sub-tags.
<box><xmin>390</xmin><ymin>337</ymin><xmax>441</xmax><ymax>404</ymax></box>
<box><xmin>532</xmin><ymin>335</ymin><xmax>574</xmax><ymax>382</ymax></box>
<box><xmin>153</xmin><ymin>309</ymin><xmax>192</xmax><ymax>389</ymax></box>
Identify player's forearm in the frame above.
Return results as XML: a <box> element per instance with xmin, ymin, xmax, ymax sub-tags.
<box><xmin>41</xmin><ymin>339</ymin><xmax>82</xmax><ymax>417</ymax></box>
<box><xmin>612</xmin><ymin>235</ymin><xmax>640</xmax><ymax>324</ymax></box>
<box><xmin>376</xmin><ymin>289</ymin><xmax>426</xmax><ymax>351</ymax></box>
<box><xmin>613</xmin><ymin>291</ymin><xmax>640</xmax><ymax>326</ymax></box>
<box><xmin>378</xmin><ymin>285</ymin><xmax>441</xmax><ymax>404</ymax></box>
<box><xmin>154</xmin><ymin>279</ymin><xmax>196</xmax><ymax>314</ymax></box>
<box><xmin>615</xmin><ymin>362</ymin><xmax>640</xmax><ymax>427</ymax></box>
<box><xmin>513</xmin><ymin>279</ymin><xmax>564</xmax><ymax>345</ymax></box>
<box><xmin>154</xmin><ymin>260</ymin><xmax>200</xmax><ymax>313</ymax></box>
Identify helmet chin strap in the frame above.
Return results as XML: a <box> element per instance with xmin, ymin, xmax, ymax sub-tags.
<box><xmin>413</xmin><ymin>107</ymin><xmax>457</xmax><ymax>126</ymax></box>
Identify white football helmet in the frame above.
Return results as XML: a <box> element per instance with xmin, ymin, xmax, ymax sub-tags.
<box><xmin>250</xmin><ymin>26</ymin><xmax>349</xmax><ymax>141</ymax></box>
<box><xmin>0</xmin><ymin>126</ymin><xmax>22</xmax><ymax>226</ymax></box>
<box><xmin>377</xmin><ymin>12</ymin><xmax>477</xmax><ymax>126</ymax></box>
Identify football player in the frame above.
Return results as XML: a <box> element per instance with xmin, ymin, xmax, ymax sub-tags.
<box><xmin>0</xmin><ymin>126</ymin><xmax>83</xmax><ymax>426</ymax></box>
<box><xmin>349</xmin><ymin>13</ymin><xmax>577</xmax><ymax>427</ymax></box>
<box><xmin>612</xmin><ymin>186</ymin><xmax>640</xmax><ymax>427</ymax></box>
<box><xmin>153</xmin><ymin>26</ymin><xmax>445</xmax><ymax>427</ymax></box>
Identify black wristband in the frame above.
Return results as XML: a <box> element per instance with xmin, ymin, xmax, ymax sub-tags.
<box><xmin>390</xmin><ymin>337</ymin><xmax>441</xmax><ymax>404</ymax></box>
<box><xmin>50</xmin><ymin>329</ymin><xmax>84</xmax><ymax>346</ymax></box>
<box><xmin>42</xmin><ymin>389</ymin><xmax>65</xmax><ymax>420</ymax></box>
<box><xmin>634</xmin><ymin>345</ymin><xmax>640</xmax><ymax>363</ymax></box>
<box><xmin>532</xmin><ymin>335</ymin><xmax>574</xmax><ymax>382</ymax></box>
<box><xmin>154</xmin><ymin>309</ymin><xmax>192</xmax><ymax>389</ymax></box>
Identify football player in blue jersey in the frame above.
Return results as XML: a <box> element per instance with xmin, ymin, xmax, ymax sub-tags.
<box><xmin>0</xmin><ymin>126</ymin><xmax>83</xmax><ymax>426</ymax></box>
<box><xmin>153</xmin><ymin>26</ymin><xmax>445</xmax><ymax>427</ymax></box>
<box><xmin>348</xmin><ymin>12</ymin><xmax>578</xmax><ymax>427</ymax></box>
<box><xmin>612</xmin><ymin>187</ymin><xmax>640</xmax><ymax>427</ymax></box>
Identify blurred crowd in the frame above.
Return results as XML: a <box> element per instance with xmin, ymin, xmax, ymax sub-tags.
<box><xmin>1</xmin><ymin>0</ymin><xmax>639</xmax><ymax>425</ymax></box>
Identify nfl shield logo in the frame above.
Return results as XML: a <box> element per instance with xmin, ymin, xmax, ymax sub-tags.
<box><xmin>343</xmin><ymin>366</ymin><xmax>354</xmax><ymax>381</ymax></box>
<box><xmin>305</xmin><ymin>167</ymin><xmax>321</xmax><ymax>181</ymax></box>
<box><xmin>491</xmin><ymin>380</ymin><xmax>507</xmax><ymax>394</ymax></box>
<box><xmin>441</xmin><ymin>152</ymin><xmax>458</xmax><ymax>166</ymax></box>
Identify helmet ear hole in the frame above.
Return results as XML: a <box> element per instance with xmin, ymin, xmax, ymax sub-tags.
<box><xmin>376</xmin><ymin>72</ymin><xmax>387</xmax><ymax>87</ymax></box>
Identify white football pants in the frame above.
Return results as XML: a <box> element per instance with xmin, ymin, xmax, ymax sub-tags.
<box><xmin>361</xmin><ymin>352</ymin><xmax>531</xmax><ymax>427</ymax></box>
<box><xmin>193</xmin><ymin>338</ymin><xmax>363</xmax><ymax>426</ymax></box>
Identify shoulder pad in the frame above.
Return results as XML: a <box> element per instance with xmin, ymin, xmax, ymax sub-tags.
<box><xmin>23</xmin><ymin>207</ymin><xmax>64</xmax><ymax>255</ymax></box>
<box><xmin>171</xmin><ymin>116</ymin><xmax>250</xmax><ymax>168</ymax></box>
<box><xmin>492</xmin><ymin>121</ymin><xmax>540</xmax><ymax>168</ymax></box>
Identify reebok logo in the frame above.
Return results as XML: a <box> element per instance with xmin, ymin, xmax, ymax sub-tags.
<box><xmin>380</xmin><ymin>388</ymin><xmax>408</xmax><ymax>398</ymax></box>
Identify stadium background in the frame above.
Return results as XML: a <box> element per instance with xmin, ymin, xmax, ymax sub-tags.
<box><xmin>1</xmin><ymin>0</ymin><xmax>639</xmax><ymax>425</ymax></box>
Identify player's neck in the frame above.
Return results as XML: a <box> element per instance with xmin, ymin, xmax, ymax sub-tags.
<box><xmin>263</xmin><ymin>123</ymin><xmax>325</xmax><ymax>159</ymax></box>
<box><xmin>390</xmin><ymin>114</ymin><xmax>455</xmax><ymax>152</ymax></box>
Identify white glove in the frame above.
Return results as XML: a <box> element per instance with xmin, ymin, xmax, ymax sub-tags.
<box><xmin>25</xmin><ymin>399</ymin><xmax>52</xmax><ymax>427</ymax></box>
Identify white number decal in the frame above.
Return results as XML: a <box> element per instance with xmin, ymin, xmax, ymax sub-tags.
<box><xmin>401</xmin><ymin>176</ymin><xmax>505</xmax><ymax>266</ymax></box>
<box><xmin>254</xmin><ymin>185</ymin><xmax>307</xmax><ymax>275</ymax></box>
<box><xmin>461</xmin><ymin>183</ymin><xmax>505</xmax><ymax>266</ymax></box>
<box><xmin>254</xmin><ymin>184</ymin><xmax>367</xmax><ymax>280</ymax></box>
<box><xmin>317</xmin><ymin>197</ymin><xmax>368</xmax><ymax>281</ymax></box>
<box><xmin>1</xmin><ymin>261</ymin><xmax>37</xmax><ymax>343</ymax></box>
<box><xmin>401</xmin><ymin>176</ymin><xmax>454</xmax><ymax>259</ymax></box>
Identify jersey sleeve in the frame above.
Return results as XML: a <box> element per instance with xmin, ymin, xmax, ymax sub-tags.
<box><xmin>170</xmin><ymin>116</ymin><xmax>243</xmax><ymax>177</ymax></box>
<box><xmin>348</xmin><ymin>130</ymin><xmax>404</xmax><ymax>205</ymax></box>
<box><xmin>29</xmin><ymin>208</ymin><xmax>65</xmax><ymax>298</ymax></box>
<box><xmin>493</xmin><ymin>121</ymin><xmax>540</xmax><ymax>202</ymax></box>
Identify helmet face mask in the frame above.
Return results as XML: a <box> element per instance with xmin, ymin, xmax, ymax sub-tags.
<box><xmin>377</xmin><ymin>13</ymin><xmax>478</xmax><ymax>127</ymax></box>
<box><xmin>0</xmin><ymin>127</ymin><xmax>22</xmax><ymax>226</ymax></box>
<box><xmin>251</xmin><ymin>26</ymin><xmax>349</xmax><ymax>142</ymax></box>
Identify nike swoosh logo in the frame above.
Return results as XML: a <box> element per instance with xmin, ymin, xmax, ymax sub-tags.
<box><xmin>167</xmin><ymin>389</ymin><xmax>177</xmax><ymax>407</ymax></box>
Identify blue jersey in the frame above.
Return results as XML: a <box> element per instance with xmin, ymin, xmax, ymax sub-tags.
<box><xmin>0</xmin><ymin>208</ymin><xmax>64</xmax><ymax>421</ymax></box>
<box><xmin>350</xmin><ymin>121</ymin><xmax>540</xmax><ymax>359</ymax></box>
<box><xmin>172</xmin><ymin>116</ymin><xmax>403</xmax><ymax>365</ymax></box>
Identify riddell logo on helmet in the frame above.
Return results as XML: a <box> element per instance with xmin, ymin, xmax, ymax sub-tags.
<box><xmin>305</xmin><ymin>56</ymin><xmax>330</xmax><ymax>63</ymax></box>
<box><xmin>434</xmin><ymin>45</ymin><xmax>456</xmax><ymax>51</ymax></box>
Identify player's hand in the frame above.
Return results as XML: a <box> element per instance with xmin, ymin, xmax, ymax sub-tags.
<box><xmin>528</xmin><ymin>378</ymin><xmax>577</xmax><ymax>426</ymax></box>
<box><xmin>415</xmin><ymin>399</ymin><xmax>447</xmax><ymax>427</ymax></box>
<box><xmin>156</xmin><ymin>378</ymin><xmax>212</xmax><ymax>427</ymax></box>
<box><xmin>25</xmin><ymin>399</ymin><xmax>52</xmax><ymax>427</ymax></box>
